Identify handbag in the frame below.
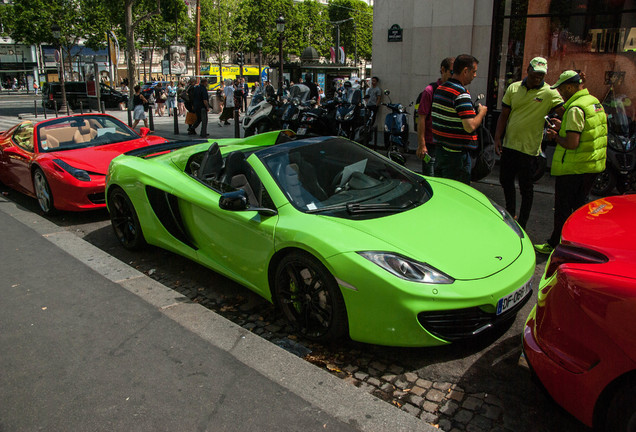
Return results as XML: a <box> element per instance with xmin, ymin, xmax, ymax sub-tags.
<box><xmin>160</xmin><ymin>91</ymin><xmax>167</xmax><ymax>101</ymax></box>
<box><xmin>185</xmin><ymin>112</ymin><xmax>197</xmax><ymax>125</ymax></box>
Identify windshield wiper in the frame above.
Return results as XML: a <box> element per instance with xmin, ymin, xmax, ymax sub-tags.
<box><xmin>306</xmin><ymin>201</ymin><xmax>415</xmax><ymax>214</ymax></box>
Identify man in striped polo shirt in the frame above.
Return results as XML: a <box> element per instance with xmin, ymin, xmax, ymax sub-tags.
<box><xmin>432</xmin><ymin>54</ymin><xmax>487</xmax><ymax>184</ymax></box>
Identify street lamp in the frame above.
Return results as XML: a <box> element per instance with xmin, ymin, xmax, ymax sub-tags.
<box><xmin>51</xmin><ymin>23</ymin><xmax>70</xmax><ymax>115</ymax></box>
<box><xmin>256</xmin><ymin>36</ymin><xmax>263</xmax><ymax>85</ymax></box>
<box><xmin>276</xmin><ymin>15</ymin><xmax>285</xmax><ymax>99</ymax></box>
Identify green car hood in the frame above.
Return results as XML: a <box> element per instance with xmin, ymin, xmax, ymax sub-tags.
<box><xmin>330</xmin><ymin>181</ymin><xmax>522</xmax><ymax>280</ymax></box>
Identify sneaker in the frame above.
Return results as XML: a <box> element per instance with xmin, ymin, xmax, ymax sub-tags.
<box><xmin>187</xmin><ymin>130</ymin><xmax>196</xmax><ymax>135</ymax></box>
<box><xmin>224</xmin><ymin>121</ymin><xmax>230</xmax><ymax>125</ymax></box>
<box><xmin>533</xmin><ymin>243</ymin><xmax>554</xmax><ymax>255</ymax></box>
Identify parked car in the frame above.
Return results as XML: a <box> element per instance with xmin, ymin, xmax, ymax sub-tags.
<box><xmin>0</xmin><ymin>114</ymin><xmax>167</xmax><ymax>214</ymax></box>
<box><xmin>106</xmin><ymin>132</ymin><xmax>536</xmax><ymax>346</ymax></box>
<box><xmin>523</xmin><ymin>194</ymin><xmax>636</xmax><ymax>432</ymax></box>
<box><xmin>42</xmin><ymin>82</ymin><xmax>128</xmax><ymax>110</ymax></box>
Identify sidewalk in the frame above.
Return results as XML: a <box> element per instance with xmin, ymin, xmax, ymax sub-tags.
<box><xmin>0</xmin><ymin>196</ymin><xmax>435</xmax><ymax>431</ymax></box>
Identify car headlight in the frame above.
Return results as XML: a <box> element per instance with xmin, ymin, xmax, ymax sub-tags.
<box><xmin>490</xmin><ymin>200</ymin><xmax>524</xmax><ymax>238</ymax></box>
<box><xmin>358</xmin><ymin>252</ymin><xmax>454</xmax><ymax>284</ymax></box>
<box><xmin>344</xmin><ymin>111</ymin><xmax>354</xmax><ymax>121</ymax></box>
<box><xmin>53</xmin><ymin>159</ymin><xmax>91</xmax><ymax>182</ymax></box>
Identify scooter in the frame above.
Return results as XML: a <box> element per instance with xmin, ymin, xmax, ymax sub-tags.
<box><xmin>592</xmin><ymin>132</ymin><xmax>636</xmax><ymax>195</ymax></box>
<box><xmin>296</xmin><ymin>98</ymin><xmax>339</xmax><ymax>138</ymax></box>
<box><xmin>382</xmin><ymin>90</ymin><xmax>411</xmax><ymax>161</ymax></box>
<box><xmin>242</xmin><ymin>90</ymin><xmax>281</xmax><ymax>136</ymax></box>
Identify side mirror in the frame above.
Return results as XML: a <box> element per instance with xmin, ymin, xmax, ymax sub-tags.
<box><xmin>384</xmin><ymin>89</ymin><xmax>390</xmax><ymax>95</ymax></box>
<box><xmin>219</xmin><ymin>189</ymin><xmax>278</xmax><ymax>216</ymax></box>
<box><xmin>139</xmin><ymin>127</ymin><xmax>150</xmax><ymax>138</ymax></box>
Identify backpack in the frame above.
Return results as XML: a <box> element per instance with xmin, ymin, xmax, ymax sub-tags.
<box><xmin>470</xmin><ymin>125</ymin><xmax>496</xmax><ymax>181</ymax></box>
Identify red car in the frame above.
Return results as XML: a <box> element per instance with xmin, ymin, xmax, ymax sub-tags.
<box><xmin>524</xmin><ymin>195</ymin><xmax>636</xmax><ymax>431</ymax></box>
<box><xmin>0</xmin><ymin>114</ymin><xmax>167</xmax><ymax>214</ymax></box>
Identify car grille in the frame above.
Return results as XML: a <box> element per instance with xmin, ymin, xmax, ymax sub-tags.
<box><xmin>417</xmin><ymin>292</ymin><xmax>531</xmax><ymax>342</ymax></box>
<box><xmin>88</xmin><ymin>193</ymin><xmax>105</xmax><ymax>204</ymax></box>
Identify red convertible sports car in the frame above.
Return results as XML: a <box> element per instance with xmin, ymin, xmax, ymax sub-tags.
<box><xmin>523</xmin><ymin>194</ymin><xmax>636</xmax><ymax>431</ymax></box>
<box><xmin>0</xmin><ymin>114</ymin><xmax>167</xmax><ymax>214</ymax></box>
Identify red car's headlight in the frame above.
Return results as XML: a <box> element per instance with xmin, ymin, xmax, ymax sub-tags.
<box><xmin>545</xmin><ymin>244</ymin><xmax>608</xmax><ymax>278</ymax></box>
<box><xmin>53</xmin><ymin>159</ymin><xmax>91</xmax><ymax>182</ymax></box>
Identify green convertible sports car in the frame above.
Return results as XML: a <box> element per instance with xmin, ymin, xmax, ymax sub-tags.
<box><xmin>106</xmin><ymin>131</ymin><xmax>535</xmax><ymax>347</ymax></box>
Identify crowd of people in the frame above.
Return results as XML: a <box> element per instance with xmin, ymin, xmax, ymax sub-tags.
<box><xmin>415</xmin><ymin>54</ymin><xmax>607</xmax><ymax>255</ymax></box>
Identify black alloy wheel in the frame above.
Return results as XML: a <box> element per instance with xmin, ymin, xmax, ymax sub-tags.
<box><xmin>604</xmin><ymin>378</ymin><xmax>636</xmax><ymax>432</ymax></box>
<box><xmin>592</xmin><ymin>169</ymin><xmax>616</xmax><ymax>196</ymax></box>
<box><xmin>33</xmin><ymin>168</ymin><xmax>55</xmax><ymax>215</ymax></box>
<box><xmin>274</xmin><ymin>251</ymin><xmax>348</xmax><ymax>342</ymax></box>
<box><xmin>108</xmin><ymin>187</ymin><xmax>146</xmax><ymax>250</ymax></box>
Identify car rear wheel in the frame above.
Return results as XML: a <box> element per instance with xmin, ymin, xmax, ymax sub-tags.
<box><xmin>33</xmin><ymin>168</ymin><xmax>55</xmax><ymax>215</ymax></box>
<box><xmin>605</xmin><ymin>379</ymin><xmax>636</xmax><ymax>432</ymax></box>
<box><xmin>273</xmin><ymin>251</ymin><xmax>348</xmax><ymax>342</ymax></box>
<box><xmin>108</xmin><ymin>187</ymin><xmax>146</xmax><ymax>250</ymax></box>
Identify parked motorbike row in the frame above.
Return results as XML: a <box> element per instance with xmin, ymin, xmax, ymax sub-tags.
<box><xmin>242</xmin><ymin>86</ymin><xmax>411</xmax><ymax>163</ymax></box>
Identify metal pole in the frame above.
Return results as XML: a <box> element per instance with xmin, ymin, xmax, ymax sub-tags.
<box><xmin>80</xmin><ymin>101</ymin><xmax>83</xmax><ymax>114</ymax></box>
<box><xmin>173</xmin><ymin>107</ymin><xmax>179</xmax><ymax>134</ymax></box>
<box><xmin>200</xmin><ymin>107</ymin><xmax>207</xmax><ymax>137</ymax></box>
<box><xmin>127</xmin><ymin>108</ymin><xmax>132</xmax><ymax>127</ymax></box>
<box><xmin>278</xmin><ymin>35</ymin><xmax>284</xmax><ymax>100</ymax></box>
<box><xmin>101</xmin><ymin>101</ymin><xmax>106</xmax><ymax>114</ymax></box>
<box><xmin>54</xmin><ymin>100</ymin><xmax>58</xmax><ymax>117</ymax></box>
<box><xmin>195</xmin><ymin>0</ymin><xmax>201</xmax><ymax>83</ymax></box>
<box><xmin>234</xmin><ymin>106</ymin><xmax>240</xmax><ymax>138</ymax></box>
<box><xmin>258</xmin><ymin>50</ymin><xmax>262</xmax><ymax>85</ymax></box>
<box><xmin>34</xmin><ymin>100</ymin><xmax>37</xmax><ymax>118</ymax></box>
<box><xmin>148</xmin><ymin>106</ymin><xmax>154</xmax><ymax>131</ymax></box>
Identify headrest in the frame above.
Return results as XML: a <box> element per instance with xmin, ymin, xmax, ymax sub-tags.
<box><xmin>79</xmin><ymin>120</ymin><xmax>91</xmax><ymax>134</ymax></box>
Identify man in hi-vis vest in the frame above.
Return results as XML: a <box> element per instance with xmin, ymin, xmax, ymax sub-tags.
<box><xmin>534</xmin><ymin>71</ymin><xmax>608</xmax><ymax>255</ymax></box>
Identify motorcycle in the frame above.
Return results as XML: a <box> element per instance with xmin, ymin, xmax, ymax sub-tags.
<box><xmin>592</xmin><ymin>87</ymin><xmax>636</xmax><ymax>195</ymax></box>
<box><xmin>296</xmin><ymin>98</ymin><xmax>339</xmax><ymax>138</ymax></box>
<box><xmin>335</xmin><ymin>86</ymin><xmax>365</xmax><ymax>140</ymax></box>
<box><xmin>382</xmin><ymin>90</ymin><xmax>411</xmax><ymax>163</ymax></box>
<box><xmin>281</xmin><ymin>84</ymin><xmax>313</xmax><ymax>131</ymax></box>
<box><xmin>242</xmin><ymin>89</ymin><xmax>282</xmax><ymax>137</ymax></box>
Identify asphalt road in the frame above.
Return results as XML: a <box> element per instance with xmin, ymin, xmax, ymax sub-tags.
<box><xmin>0</xmin><ymin>93</ymin><xmax>589</xmax><ymax>432</ymax></box>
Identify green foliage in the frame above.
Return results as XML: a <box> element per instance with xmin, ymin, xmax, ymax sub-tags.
<box><xmin>328</xmin><ymin>0</ymin><xmax>373</xmax><ymax>61</ymax></box>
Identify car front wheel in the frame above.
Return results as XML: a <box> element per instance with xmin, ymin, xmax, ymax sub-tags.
<box><xmin>108</xmin><ymin>187</ymin><xmax>146</xmax><ymax>250</ymax></box>
<box><xmin>33</xmin><ymin>168</ymin><xmax>55</xmax><ymax>215</ymax></box>
<box><xmin>605</xmin><ymin>378</ymin><xmax>636</xmax><ymax>432</ymax></box>
<box><xmin>274</xmin><ymin>251</ymin><xmax>348</xmax><ymax>342</ymax></box>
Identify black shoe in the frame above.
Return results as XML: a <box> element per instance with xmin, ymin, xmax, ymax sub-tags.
<box><xmin>224</xmin><ymin>121</ymin><xmax>230</xmax><ymax>125</ymax></box>
<box><xmin>187</xmin><ymin>130</ymin><xmax>196</xmax><ymax>135</ymax></box>
<box><xmin>200</xmin><ymin>134</ymin><xmax>209</xmax><ymax>138</ymax></box>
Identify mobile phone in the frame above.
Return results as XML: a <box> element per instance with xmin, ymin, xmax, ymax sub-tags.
<box><xmin>545</xmin><ymin>116</ymin><xmax>555</xmax><ymax>128</ymax></box>
<box><xmin>423</xmin><ymin>153</ymin><xmax>432</xmax><ymax>163</ymax></box>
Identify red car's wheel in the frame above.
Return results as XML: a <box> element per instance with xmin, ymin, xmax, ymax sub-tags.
<box><xmin>605</xmin><ymin>378</ymin><xmax>636</xmax><ymax>432</ymax></box>
<box><xmin>108</xmin><ymin>187</ymin><xmax>146</xmax><ymax>250</ymax></box>
<box><xmin>273</xmin><ymin>251</ymin><xmax>348</xmax><ymax>342</ymax></box>
<box><xmin>33</xmin><ymin>168</ymin><xmax>55</xmax><ymax>215</ymax></box>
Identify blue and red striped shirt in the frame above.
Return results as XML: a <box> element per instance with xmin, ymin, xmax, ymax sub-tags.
<box><xmin>431</xmin><ymin>78</ymin><xmax>478</xmax><ymax>150</ymax></box>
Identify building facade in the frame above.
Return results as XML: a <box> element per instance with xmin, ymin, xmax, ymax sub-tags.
<box><xmin>373</xmin><ymin>0</ymin><xmax>636</xmax><ymax>133</ymax></box>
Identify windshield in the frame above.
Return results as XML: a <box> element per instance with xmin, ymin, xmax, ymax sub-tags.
<box><xmin>248</xmin><ymin>88</ymin><xmax>265</xmax><ymax>108</ymax></box>
<box><xmin>37</xmin><ymin>115</ymin><xmax>139</xmax><ymax>152</ymax></box>
<box><xmin>257</xmin><ymin>137</ymin><xmax>431</xmax><ymax>219</ymax></box>
<box><xmin>288</xmin><ymin>84</ymin><xmax>310</xmax><ymax>102</ymax></box>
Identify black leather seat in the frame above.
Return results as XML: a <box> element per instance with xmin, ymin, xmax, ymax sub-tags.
<box><xmin>197</xmin><ymin>142</ymin><xmax>223</xmax><ymax>181</ymax></box>
<box><xmin>221</xmin><ymin>151</ymin><xmax>262</xmax><ymax>206</ymax></box>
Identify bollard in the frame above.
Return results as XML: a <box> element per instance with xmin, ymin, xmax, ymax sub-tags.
<box><xmin>54</xmin><ymin>100</ymin><xmax>59</xmax><ymax>118</ymax></box>
<box><xmin>373</xmin><ymin>127</ymin><xmax>378</xmax><ymax>150</ymax></box>
<box><xmin>65</xmin><ymin>102</ymin><xmax>70</xmax><ymax>117</ymax></box>
<box><xmin>43</xmin><ymin>103</ymin><xmax>47</xmax><ymax>119</ymax></box>
<box><xmin>148</xmin><ymin>106</ymin><xmax>155</xmax><ymax>131</ymax></box>
<box><xmin>127</xmin><ymin>109</ymin><xmax>132</xmax><ymax>127</ymax></box>
<box><xmin>234</xmin><ymin>107</ymin><xmax>240</xmax><ymax>138</ymax></box>
<box><xmin>173</xmin><ymin>107</ymin><xmax>179</xmax><ymax>135</ymax></box>
<box><xmin>200</xmin><ymin>107</ymin><xmax>208</xmax><ymax>137</ymax></box>
<box><xmin>79</xmin><ymin>101</ymin><xmax>84</xmax><ymax>115</ymax></box>
<box><xmin>101</xmin><ymin>101</ymin><xmax>106</xmax><ymax>114</ymax></box>
<box><xmin>34</xmin><ymin>100</ymin><xmax>38</xmax><ymax>119</ymax></box>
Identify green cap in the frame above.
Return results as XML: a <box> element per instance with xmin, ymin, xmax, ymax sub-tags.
<box><xmin>529</xmin><ymin>57</ymin><xmax>548</xmax><ymax>74</ymax></box>
<box><xmin>551</xmin><ymin>70</ymin><xmax>582</xmax><ymax>89</ymax></box>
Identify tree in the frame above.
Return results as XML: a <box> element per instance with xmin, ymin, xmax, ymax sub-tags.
<box><xmin>328</xmin><ymin>0</ymin><xmax>373</xmax><ymax>62</ymax></box>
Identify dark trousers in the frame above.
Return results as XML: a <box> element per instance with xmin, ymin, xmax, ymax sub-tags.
<box><xmin>435</xmin><ymin>147</ymin><xmax>471</xmax><ymax>185</ymax></box>
<box><xmin>190</xmin><ymin>107</ymin><xmax>207</xmax><ymax>132</ymax></box>
<box><xmin>548</xmin><ymin>173</ymin><xmax>596</xmax><ymax>247</ymax></box>
<box><xmin>499</xmin><ymin>147</ymin><xmax>535</xmax><ymax>229</ymax></box>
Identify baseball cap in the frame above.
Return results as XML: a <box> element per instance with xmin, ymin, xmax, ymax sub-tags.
<box><xmin>529</xmin><ymin>57</ymin><xmax>548</xmax><ymax>74</ymax></box>
<box><xmin>550</xmin><ymin>70</ymin><xmax>582</xmax><ymax>89</ymax></box>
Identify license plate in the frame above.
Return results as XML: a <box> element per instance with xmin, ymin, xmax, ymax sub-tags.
<box><xmin>297</xmin><ymin>127</ymin><xmax>307</xmax><ymax>135</ymax></box>
<box><xmin>496</xmin><ymin>279</ymin><xmax>532</xmax><ymax>315</ymax></box>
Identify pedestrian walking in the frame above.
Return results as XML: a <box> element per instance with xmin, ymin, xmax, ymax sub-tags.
<box><xmin>166</xmin><ymin>81</ymin><xmax>177</xmax><ymax>116</ymax></box>
<box><xmin>154</xmin><ymin>82</ymin><xmax>166</xmax><ymax>116</ymax></box>
<box><xmin>365</xmin><ymin>76</ymin><xmax>382</xmax><ymax>127</ymax></box>
<box><xmin>242</xmin><ymin>78</ymin><xmax>249</xmax><ymax>111</ymax></box>
<box><xmin>416</xmin><ymin>58</ymin><xmax>454</xmax><ymax>176</ymax></box>
<box><xmin>431</xmin><ymin>54</ymin><xmax>487</xmax><ymax>184</ymax></box>
<box><xmin>304</xmin><ymin>73</ymin><xmax>320</xmax><ymax>103</ymax></box>
<box><xmin>218</xmin><ymin>79</ymin><xmax>235</xmax><ymax>126</ymax></box>
<box><xmin>534</xmin><ymin>71</ymin><xmax>608</xmax><ymax>254</ymax></box>
<box><xmin>131</xmin><ymin>85</ymin><xmax>149</xmax><ymax>130</ymax></box>
<box><xmin>189</xmin><ymin>78</ymin><xmax>210</xmax><ymax>136</ymax></box>
<box><xmin>176</xmin><ymin>82</ymin><xmax>186</xmax><ymax>117</ymax></box>
<box><xmin>119</xmin><ymin>83</ymin><xmax>129</xmax><ymax>110</ymax></box>
<box><xmin>493</xmin><ymin>57</ymin><xmax>564</xmax><ymax>229</ymax></box>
